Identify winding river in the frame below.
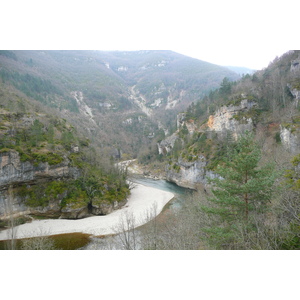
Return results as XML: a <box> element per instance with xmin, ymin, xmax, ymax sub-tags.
<box><xmin>0</xmin><ymin>177</ymin><xmax>193</xmax><ymax>250</ymax></box>
<box><xmin>132</xmin><ymin>175</ymin><xmax>193</xmax><ymax>209</ymax></box>
<box><xmin>83</xmin><ymin>177</ymin><xmax>193</xmax><ymax>250</ymax></box>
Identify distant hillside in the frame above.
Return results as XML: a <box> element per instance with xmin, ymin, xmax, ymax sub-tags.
<box><xmin>154</xmin><ymin>50</ymin><xmax>300</xmax><ymax>186</ymax></box>
<box><xmin>0</xmin><ymin>50</ymin><xmax>239</xmax><ymax>156</ymax></box>
<box><xmin>225</xmin><ymin>65</ymin><xmax>256</xmax><ymax>75</ymax></box>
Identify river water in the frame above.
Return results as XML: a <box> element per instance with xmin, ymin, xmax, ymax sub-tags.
<box><xmin>132</xmin><ymin>175</ymin><xmax>193</xmax><ymax>209</ymax></box>
<box><xmin>0</xmin><ymin>176</ymin><xmax>192</xmax><ymax>250</ymax></box>
<box><xmin>83</xmin><ymin>176</ymin><xmax>193</xmax><ymax>250</ymax></box>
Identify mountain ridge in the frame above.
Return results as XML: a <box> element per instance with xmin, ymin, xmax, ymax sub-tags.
<box><xmin>0</xmin><ymin>50</ymin><xmax>239</xmax><ymax>156</ymax></box>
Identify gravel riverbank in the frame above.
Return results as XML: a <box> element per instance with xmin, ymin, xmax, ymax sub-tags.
<box><xmin>0</xmin><ymin>183</ymin><xmax>174</xmax><ymax>241</ymax></box>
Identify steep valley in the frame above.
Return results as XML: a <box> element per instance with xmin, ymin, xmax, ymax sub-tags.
<box><xmin>0</xmin><ymin>50</ymin><xmax>238</xmax><ymax>224</ymax></box>
<box><xmin>1</xmin><ymin>50</ymin><xmax>300</xmax><ymax>250</ymax></box>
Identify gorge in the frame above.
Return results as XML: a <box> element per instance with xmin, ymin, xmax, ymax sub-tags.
<box><xmin>0</xmin><ymin>50</ymin><xmax>300</xmax><ymax>250</ymax></box>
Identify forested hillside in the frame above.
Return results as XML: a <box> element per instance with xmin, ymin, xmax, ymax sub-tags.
<box><xmin>0</xmin><ymin>50</ymin><xmax>239</xmax><ymax>156</ymax></box>
<box><xmin>0</xmin><ymin>50</ymin><xmax>238</xmax><ymax>231</ymax></box>
<box><xmin>2</xmin><ymin>49</ymin><xmax>299</xmax><ymax>250</ymax></box>
<box><xmin>141</xmin><ymin>50</ymin><xmax>300</xmax><ymax>249</ymax></box>
<box><xmin>0</xmin><ymin>66</ymin><xmax>129</xmax><ymax>225</ymax></box>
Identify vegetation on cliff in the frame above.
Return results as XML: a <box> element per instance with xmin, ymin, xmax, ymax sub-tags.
<box><xmin>1</xmin><ymin>50</ymin><xmax>300</xmax><ymax>249</ymax></box>
<box><xmin>137</xmin><ymin>50</ymin><xmax>300</xmax><ymax>250</ymax></box>
<box><xmin>0</xmin><ymin>93</ymin><xmax>130</xmax><ymax>218</ymax></box>
<box><xmin>0</xmin><ymin>50</ymin><xmax>239</xmax><ymax>157</ymax></box>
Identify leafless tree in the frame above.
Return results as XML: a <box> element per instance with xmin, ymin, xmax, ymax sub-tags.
<box><xmin>4</xmin><ymin>186</ymin><xmax>18</xmax><ymax>250</ymax></box>
<box><xmin>20</xmin><ymin>235</ymin><xmax>56</xmax><ymax>250</ymax></box>
<box><xmin>139</xmin><ymin>202</ymin><xmax>159</xmax><ymax>250</ymax></box>
<box><xmin>113</xmin><ymin>211</ymin><xmax>138</xmax><ymax>250</ymax></box>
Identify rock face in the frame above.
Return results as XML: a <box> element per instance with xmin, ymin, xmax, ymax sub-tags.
<box><xmin>166</xmin><ymin>156</ymin><xmax>208</xmax><ymax>189</ymax></box>
<box><xmin>91</xmin><ymin>199</ymin><xmax>127</xmax><ymax>216</ymax></box>
<box><xmin>280</xmin><ymin>126</ymin><xmax>300</xmax><ymax>154</ymax></box>
<box><xmin>291</xmin><ymin>59</ymin><xmax>300</xmax><ymax>73</ymax></box>
<box><xmin>0</xmin><ymin>150</ymin><xmax>79</xmax><ymax>189</ymax></box>
<box><xmin>0</xmin><ymin>150</ymin><xmax>80</xmax><ymax>219</ymax></box>
<box><xmin>158</xmin><ymin>133</ymin><xmax>179</xmax><ymax>155</ymax></box>
<box><xmin>0</xmin><ymin>150</ymin><xmax>129</xmax><ymax>220</ymax></box>
<box><xmin>163</xmin><ymin>98</ymin><xmax>257</xmax><ymax>189</ymax></box>
<box><xmin>206</xmin><ymin>99</ymin><xmax>256</xmax><ymax>139</ymax></box>
<box><xmin>289</xmin><ymin>86</ymin><xmax>300</xmax><ymax>101</ymax></box>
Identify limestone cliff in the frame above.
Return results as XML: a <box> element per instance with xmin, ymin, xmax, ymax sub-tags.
<box><xmin>166</xmin><ymin>156</ymin><xmax>209</xmax><ymax>189</ymax></box>
<box><xmin>0</xmin><ymin>108</ymin><xmax>129</xmax><ymax>221</ymax></box>
<box><xmin>158</xmin><ymin>133</ymin><xmax>179</xmax><ymax>155</ymax></box>
<box><xmin>206</xmin><ymin>98</ymin><xmax>256</xmax><ymax>139</ymax></box>
<box><xmin>0</xmin><ymin>150</ymin><xmax>80</xmax><ymax>189</ymax></box>
<box><xmin>0</xmin><ymin>150</ymin><xmax>80</xmax><ymax>219</ymax></box>
<box><xmin>162</xmin><ymin>97</ymin><xmax>257</xmax><ymax>189</ymax></box>
<box><xmin>280</xmin><ymin>125</ymin><xmax>300</xmax><ymax>154</ymax></box>
<box><xmin>0</xmin><ymin>149</ymin><xmax>129</xmax><ymax>220</ymax></box>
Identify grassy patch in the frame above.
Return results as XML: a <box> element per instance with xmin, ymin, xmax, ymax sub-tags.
<box><xmin>0</xmin><ymin>232</ymin><xmax>92</xmax><ymax>250</ymax></box>
<box><xmin>51</xmin><ymin>233</ymin><xmax>92</xmax><ymax>250</ymax></box>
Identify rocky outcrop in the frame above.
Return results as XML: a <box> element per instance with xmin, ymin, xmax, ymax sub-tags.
<box><xmin>206</xmin><ymin>98</ymin><xmax>256</xmax><ymax>139</ymax></box>
<box><xmin>0</xmin><ymin>150</ymin><xmax>130</xmax><ymax>220</ymax></box>
<box><xmin>166</xmin><ymin>156</ymin><xmax>210</xmax><ymax>189</ymax></box>
<box><xmin>158</xmin><ymin>133</ymin><xmax>179</xmax><ymax>155</ymax></box>
<box><xmin>288</xmin><ymin>85</ymin><xmax>300</xmax><ymax>101</ymax></box>
<box><xmin>59</xmin><ymin>198</ymin><xmax>128</xmax><ymax>219</ymax></box>
<box><xmin>0</xmin><ymin>150</ymin><xmax>80</xmax><ymax>189</ymax></box>
<box><xmin>291</xmin><ymin>59</ymin><xmax>300</xmax><ymax>73</ymax></box>
<box><xmin>161</xmin><ymin>97</ymin><xmax>258</xmax><ymax>189</ymax></box>
<box><xmin>280</xmin><ymin>126</ymin><xmax>300</xmax><ymax>154</ymax></box>
<box><xmin>92</xmin><ymin>199</ymin><xmax>127</xmax><ymax>216</ymax></box>
<box><xmin>0</xmin><ymin>150</ymin><xmax>80</xmax><ymax>219</ymax></box>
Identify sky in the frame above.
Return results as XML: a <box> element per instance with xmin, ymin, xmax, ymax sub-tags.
<box><xmin>2</xmin><ymin>0</ymin><xmax>298</xmax><ymax>70</ymax></box>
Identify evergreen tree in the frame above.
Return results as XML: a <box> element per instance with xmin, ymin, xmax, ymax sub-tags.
<box><xmin>30</xmin><ymin>119</ymin><xmax>44</xmax><ymax>146</ymax></box>
<box><xmin>202</xmin><ymin>132</ymin><xmax>277</xmax><ymax>248</ymax></box>
<box><xmin>219</xmin><ymin>77</ymin><xmax>232</xmax><ymax>97</ymax></box>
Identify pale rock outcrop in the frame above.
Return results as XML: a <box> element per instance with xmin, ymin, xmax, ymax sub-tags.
<box><xmin>288</xmin><ymin>86</ymin><xmax>300</xmax><ymax>100</ymax></box>
<box><xmin>166</xmin><ymin>156</ymin><xmax>208</xmax><ymax>189</ymax></box>
<box><xmin>291</xmin><ymin>59</ymin><xmax>300</xmax><ymax>73</ymax></box>
<box><xmin>206</xmin><ymin>99</ymin><xmax>256</xmax><ymax>139</ymax></box>
<box><xmin>280</xmin><ymin>126</ymin><xmax>300</xmax><ymax>154</ymax></box>
<box><xmin>157</xmin><ymin>133</ymin><xmax>179</xmax><ymax>155</ymax></box>
<box><xmin>0</xmin><ymin>150</ymin><xmax>80</xmax><ymax>218</ymax></box>
<box><xmin>162</xmin><ymin>98</ymin><xmax>257</xmax><ymax>189</ymax></box>
<box><xmin>0</xmin><ymin>150</ymin><xmax>79</xmax><ymax>189</ymax></box>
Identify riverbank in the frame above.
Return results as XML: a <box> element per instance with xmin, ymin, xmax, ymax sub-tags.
<box><xmin>0</xmin><ymin>183</ymin><xmax>174</xmax><ymax>241</ymax></box>
<box><xmin>119</xmin><ymin>159</ymin><xmax>166</xmax><ymax>180</ymax></box>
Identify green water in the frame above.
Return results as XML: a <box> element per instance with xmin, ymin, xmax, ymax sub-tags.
<box><xmin>0</xmin><ymin>178</ymin><xmax>192</xmax><ymax>250</ymax></box>
<box><xmin>82</xmin><ymin>177</ymin><xmax>194</xmax><ymax>249</ymax></box>
<box><xmin>132</xmin><ymin>176</ymin><xmax>193</xmax><ymax>210</ymax></box>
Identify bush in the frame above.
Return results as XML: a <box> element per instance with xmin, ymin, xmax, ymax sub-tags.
<box><xmin>274</xmin><ymin>132</ymin><xmax>281</xmax><ymax>143</ymax></box>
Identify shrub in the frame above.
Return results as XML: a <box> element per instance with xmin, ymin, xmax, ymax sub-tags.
<box><xmin>274</xmin><ymin>132</ymin><xmax>281</xmax><ymax>143</ymax></box>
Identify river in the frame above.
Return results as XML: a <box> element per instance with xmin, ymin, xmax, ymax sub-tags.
<box><xmin>0</xmin><ymin>177</ymin><xmax>193</xmax><ymax>250</ymax></box>
<box><xmin>83</xmin><ymin>176</ymin><xmax>193</xmax><ymax>250</ymax></box>
<box><xmin>132</xmin><ymin>175</ymin><xmax>193</xmax><ymax>209</ymax></box>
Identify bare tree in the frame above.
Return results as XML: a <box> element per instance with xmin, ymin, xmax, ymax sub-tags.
<box><xmin>113</xmin><ymin>211</ymin><xmax>138</xmax><ymax>250</ymax></box>
<box><xmin>20</xmin><ymin>235</ymin><xmax>56</xmax><ymax>250</ymax></box>
<box><xmin>4</xmin><ymin>186</ymin><xmax>18</xmax><ymax>250</ymax></box>
<box><xmin>139</xmin><ymin>202</ymin><xmax>159</xmax><ymax>250</ymax></box>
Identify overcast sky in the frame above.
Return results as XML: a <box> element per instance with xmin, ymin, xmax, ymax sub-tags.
<box><xmin>2</xmin><ymin>0</ymin><xmax>298</xmax><ymax>70</ymax></box>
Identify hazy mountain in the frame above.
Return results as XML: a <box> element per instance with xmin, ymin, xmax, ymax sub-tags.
<box><xmin>1</xmin><ymin>50</ymin><xmax>300</xmax><ymax>249</ymax></box>
<box><xmin>225</xmin><ymin>65</ymin><xmax>256</xmax><ymax>75</ymax></box>
<box><xmin>0</xmin><ymin>50</ymin><xmax>239</xmax><ymax>156</ymax></box>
